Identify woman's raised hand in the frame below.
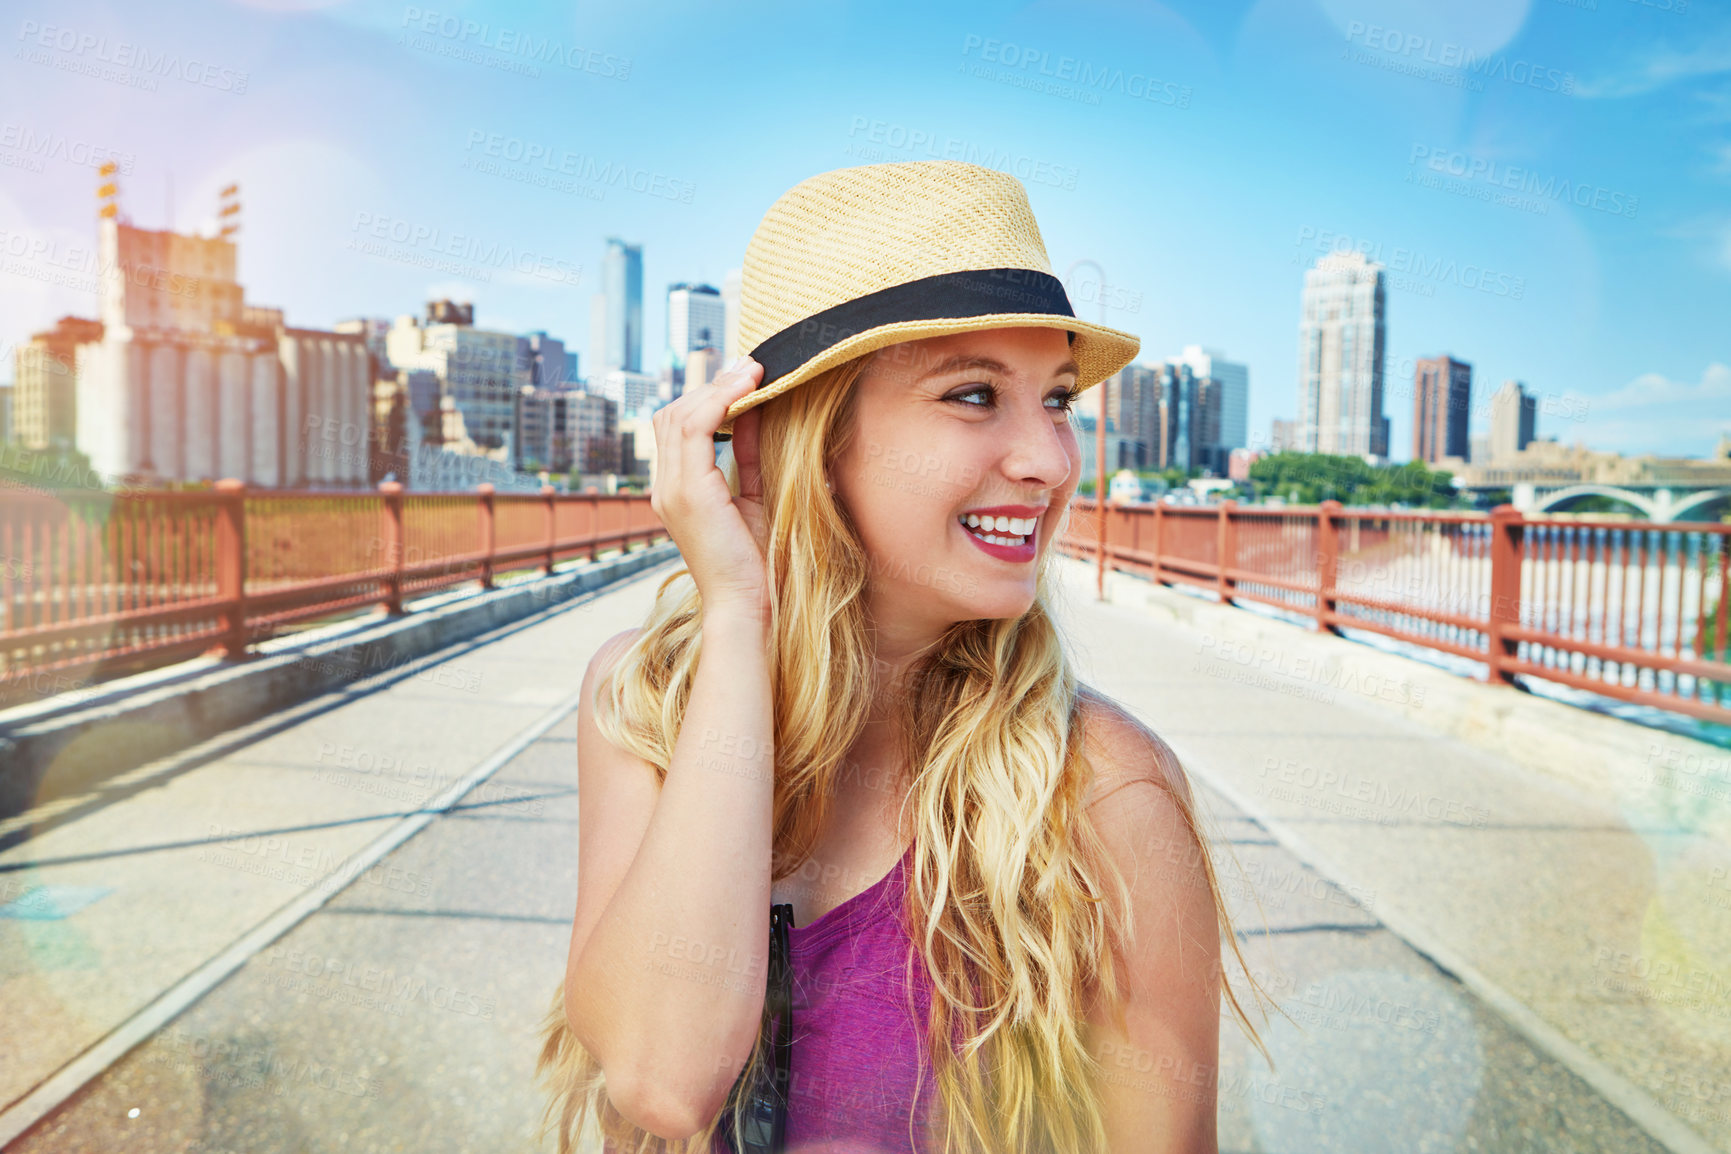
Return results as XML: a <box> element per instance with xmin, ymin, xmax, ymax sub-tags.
<box><xmin>649</xmin><ymin>356</ymin><xmax>770</xmax><ymax>621</ymax></box>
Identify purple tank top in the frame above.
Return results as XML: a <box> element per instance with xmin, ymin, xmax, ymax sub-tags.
<box><xmin>714</xmin><ymin>843</ymin><xmax>941</xmax><ymax>1153</ymax></box>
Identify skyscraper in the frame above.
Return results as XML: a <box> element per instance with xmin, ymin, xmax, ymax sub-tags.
<box><xmin>1173</xmin><ymin>346</ymin><xmax>1249</xmax><ymax>456</ymax></box>
<box><xmin>600</xmin><ymin>237</ymin><xmax>643</xmax><ymax>373</ymax></box>
<box><xmin>665</xmin><ymin>283</ymin><xmax>724</xmax><ymax>395</ymax></box>
<box><xmin>1413</xmin><ymin>355</ymin><xmax>1472</xmax><ymax>464</ymax></box>
<box><xmin>1489</xmin><ymin>379</ymin><xmax>1537</xmax><ymax>462</ymax></box>
<box><xmin>1155</xmin><ymin>361</ymin><xmax>1198</xmax><ymax>470</ymax></box>
<box><xmin>1109</xmin><ymin>363</ymin><xmax>1161</xmax><ymax>470</ymax></box>
<box><xmin>1297</xmin><ymin>251</ymin><xmax>1388</xmax><ymax>458</ymax></box>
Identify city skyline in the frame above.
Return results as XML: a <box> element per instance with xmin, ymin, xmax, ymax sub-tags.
<box><xmin>0</xmin><ymin>0</ymin><xmax>1726</xmax><ymax>463</ymax></box>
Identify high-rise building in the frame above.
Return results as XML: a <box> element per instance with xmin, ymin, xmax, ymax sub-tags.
<box><xmin>1174</xmin><ymin>346</ymin><xmax>1249</xmax><ymax>455</ymax></box>
<box><xmin>515</xmin><ymin>381</ymin><xmax>613</xmax><ymax>476</ymax></box>
<box><xmin>1155</xmin><ymin>361</ymin><xmax>1199</xmax><ymax>471</ymax></box>
<box><xmin>1270</xmin><ymin>418</ymin><xmax>1298</xmax><ymax>453</ymax></box>
<box><xmin>596</xmin><ymin>369</ymin><xmax>660</xmax><ymax>418</ymax></box>
<box><xmin>1297</xmin><ymin>251</ymin><xmax>1388</xmax><ymax>458</ymax></box>
<box><xmin>1489</xmin><ymin>379</ymin><xmax>1536</xmax><ymax>462</ymax></box>
<box><xmin>1108</xmin><ymin>363</ymin><xmax>1161</xmax><ymax>470</ymax></box>
<box><xmin>1413</xmin><ymin>355</ymin><xmax>1472</xmax><ymax>464</ymax></box>
<box><xmin>571</xmin><ymin>391</ymin><xmax>620</xmax><ymax>476</ymax></box>
<box><xmin>15</xmin><ymin>316</ymin><xmax>103</xmax><ymax>450</ymax></box>
<box><xmin>600</xmin><ymin>237</ymin><xmax>643</xmax><ymax>372</ymax></box>
<box><xmin>1073</xmin><ymin>413</ymin><xmax>1138</xmax><ymax>488</ymax></box>
<box><xmin>1194</xmin><ymin>375</ymin><xmax>1227</xmax><ymax>475</ymax></box>
<box><xmin>520</xmin><ymin>331</ymin><xmax>575</xmax><ymax>388</ymax></box>
<box><xmin>665</xmin><ymin>283</ymin><xmax>724</xmax><ymax>396</ymax></box>
<box><xmin>385</xmin><ymin>301</ymin><xmax>528</xmax><ymax>458</ymax></box>
<box><xmin>722</xmin><ymin>268</ymin><xmax>743</xmax><ymax>364</ymax></box>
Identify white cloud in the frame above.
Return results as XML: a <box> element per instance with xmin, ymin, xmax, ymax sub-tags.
<box><xmin>1593</xmin><ymin>362</ymin><xmax>1731</xmax><ymax>411</ymax></box>
<box><xmin>1573</xmin><ymin>40</ymin><xmax>1731</xmax><ymax>100</ymax></box>
<box><xmin>1573</xmin><ymin>363</ymin><xmax>1731</xmax><ymax>456</ymax></box>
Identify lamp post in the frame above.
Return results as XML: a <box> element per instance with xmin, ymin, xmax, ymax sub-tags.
<box><xmin>1066</xmin><ymin>258</ymin><xmax>1110</xmax><ymax>601</ymax></box>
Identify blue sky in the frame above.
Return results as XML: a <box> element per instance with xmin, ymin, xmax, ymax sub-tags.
<box><xmin>1</xmin><ymin>0</ymin><xmax>1726</xmax><ymax>459</ymax></box>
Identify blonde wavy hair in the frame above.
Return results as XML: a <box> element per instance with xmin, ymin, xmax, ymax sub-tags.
<box><xmin>536</xmin><ymin>350</ymin><xmax>1266</xmax><ymax>1153</ymax></box>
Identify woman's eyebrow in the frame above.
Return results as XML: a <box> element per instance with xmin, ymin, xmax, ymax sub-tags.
<box><xmin>914</xmin><ymin>354</ymin><xmax>1082</xmax><ymax>380</ymax></box>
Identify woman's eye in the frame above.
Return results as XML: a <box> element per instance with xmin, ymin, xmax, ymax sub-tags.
<box><xmin>947</xmin><ymin>384</ymin><xmax>1080</xmax><ymax>410</ymax></box>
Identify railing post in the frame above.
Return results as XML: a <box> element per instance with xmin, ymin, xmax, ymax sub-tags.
<box><xmin>542</xmin><ymin>485</ymin><xmax>557</xmax><ymax>575</ymax></box>
<box><xmin>1095</xmin><ymin>495</ymin><xmax>1108</xmax><ymax>601</ymax></box>
<box><xmin>379</xmin><ymin>481</ymin><xmax>405</xmax><ymax>615</ymax></box>
<box><xmin>1129</xmin><ymin>505</ymin><xmax>1142</xmax><ymax>577</ymax></box>
<box><xmin>1317</xmin><ymin>499</ymin><xmax>1341</xmax><ymax>635</ymax></box>
<box><xmin>214</xmin><ymin>478</ymin><xmax>248</xmax><ymax>660</ymax></box>
<box><xmin>477</xmin><ymin>483</ymin><xmax>496</xmax><ymax>589</ymax></box>
<box><xmin>1488</xmin><ymin>504</ymin><xmax>1524</xmax><ymax>685</ymax></box>
<box><xmin>1151</xmin><ymin>500</ymin><xmax>1165</xmax><ymax>585</ymax></box>
<box><xmin>589</xmin><ymin>495</ymin><xmax>601</xmax><ymax>562</ymax></box>
<box><xmin>621</xmin><ymin>495</ymin><xmax>633</xmax><ymax>555</ymax></box>
<box><xmin>1217</xmin><ymin>499</ymin><xmax>1238</xmax><ymax>605</ymax></box>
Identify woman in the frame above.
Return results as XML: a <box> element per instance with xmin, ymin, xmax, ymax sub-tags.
<box><xmin>538</xmin><ymin>161</ymin><xmax>1263</xmax><ymax>1153</ymax></box>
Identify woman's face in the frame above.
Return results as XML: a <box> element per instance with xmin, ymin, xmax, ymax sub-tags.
<box><xmin>830</xmin><ymin>326</ymin><xmax>1082</xmax><ymax>635</ymax></box>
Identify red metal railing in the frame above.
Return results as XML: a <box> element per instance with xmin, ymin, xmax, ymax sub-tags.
<box><xmin>1062</xmin><ymin>499</ymin><xmax>1731</xmax><ymax>726</ymax></box>
<box><xmin>0</xmin><ymin>483</ymin><xmax>665</xmax><ymax>704</ymax></box>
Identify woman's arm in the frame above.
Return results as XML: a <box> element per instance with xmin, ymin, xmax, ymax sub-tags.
<box><xmin>561</xmin><ymin>607</ymin><xmax>775</xmax><ymax>1140</ymax></box>
<box><xmin>1079</xmin><ymin>697</ymin><xmax>1223</xmax><ymax>1154</ymax></box>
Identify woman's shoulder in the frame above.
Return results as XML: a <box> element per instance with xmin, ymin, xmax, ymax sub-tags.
<box><xmin>1074</xmin><ymin>686</ymin><xmax>1194</xmax><ymax>814</ymax></box>
<box><xmin>586</xmin><ymin>627</ymin><xmax>644</xmax><ymax>680</ymax></box>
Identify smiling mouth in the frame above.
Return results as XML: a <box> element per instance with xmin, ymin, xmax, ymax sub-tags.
<box><xmin>957</xmin><ymin>513</ymin><xmax>1037</xmax><ymax>547</ymax></box>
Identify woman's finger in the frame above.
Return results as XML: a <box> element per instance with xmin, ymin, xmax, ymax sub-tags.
<box><xmin>732</xmin><ymin>405</ymin><xmax>764</xmax><ymax>504</ymax></box>
<box><xmin>676</xmin><ymin>359</ymin><xmax>759</xmax><ymax>492</ymax></box>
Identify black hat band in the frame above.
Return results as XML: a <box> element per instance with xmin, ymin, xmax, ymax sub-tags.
<box><xmin>747</xmin><ymin>268</ymin><xmax>1077</xmax><ymax>389</ymax></box>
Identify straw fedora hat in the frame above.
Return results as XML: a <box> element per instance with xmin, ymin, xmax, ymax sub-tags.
<box><xmin>716</xmin><ymin>160</ymin><xmax>1140</xmax><ymax>436</ymax></box>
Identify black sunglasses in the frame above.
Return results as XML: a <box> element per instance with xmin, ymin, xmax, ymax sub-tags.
<box><xmin>728</xmin><ymin>902</ymin><xmax>793</xmax><ymax>1154</ymax></box>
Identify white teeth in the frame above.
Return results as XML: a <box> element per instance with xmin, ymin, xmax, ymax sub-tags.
<box><xmin>958</xmin><ymin>513</ymin><xmax>1040</xmax><ymax>546</ymax></box>
<box><xmin>957</xmin><ymin>514</ymin><xmax>1044</xmax><ymax>547</ymax></box>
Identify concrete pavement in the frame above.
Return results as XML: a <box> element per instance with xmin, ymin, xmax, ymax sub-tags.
<box><xmin>1051</xmin><ymin>556</ymin><xmax>1730</xmax><ymax>1153</ymax></box>
<box><xmin>0</xmin><ymin>558</ymin><xmax>675</xmax><ymax>1152</ymax></box>
<box><xmin>0</xmin><ymin>551</ymin><xmax>1714</xmax><ymax>1152</ymax></box>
